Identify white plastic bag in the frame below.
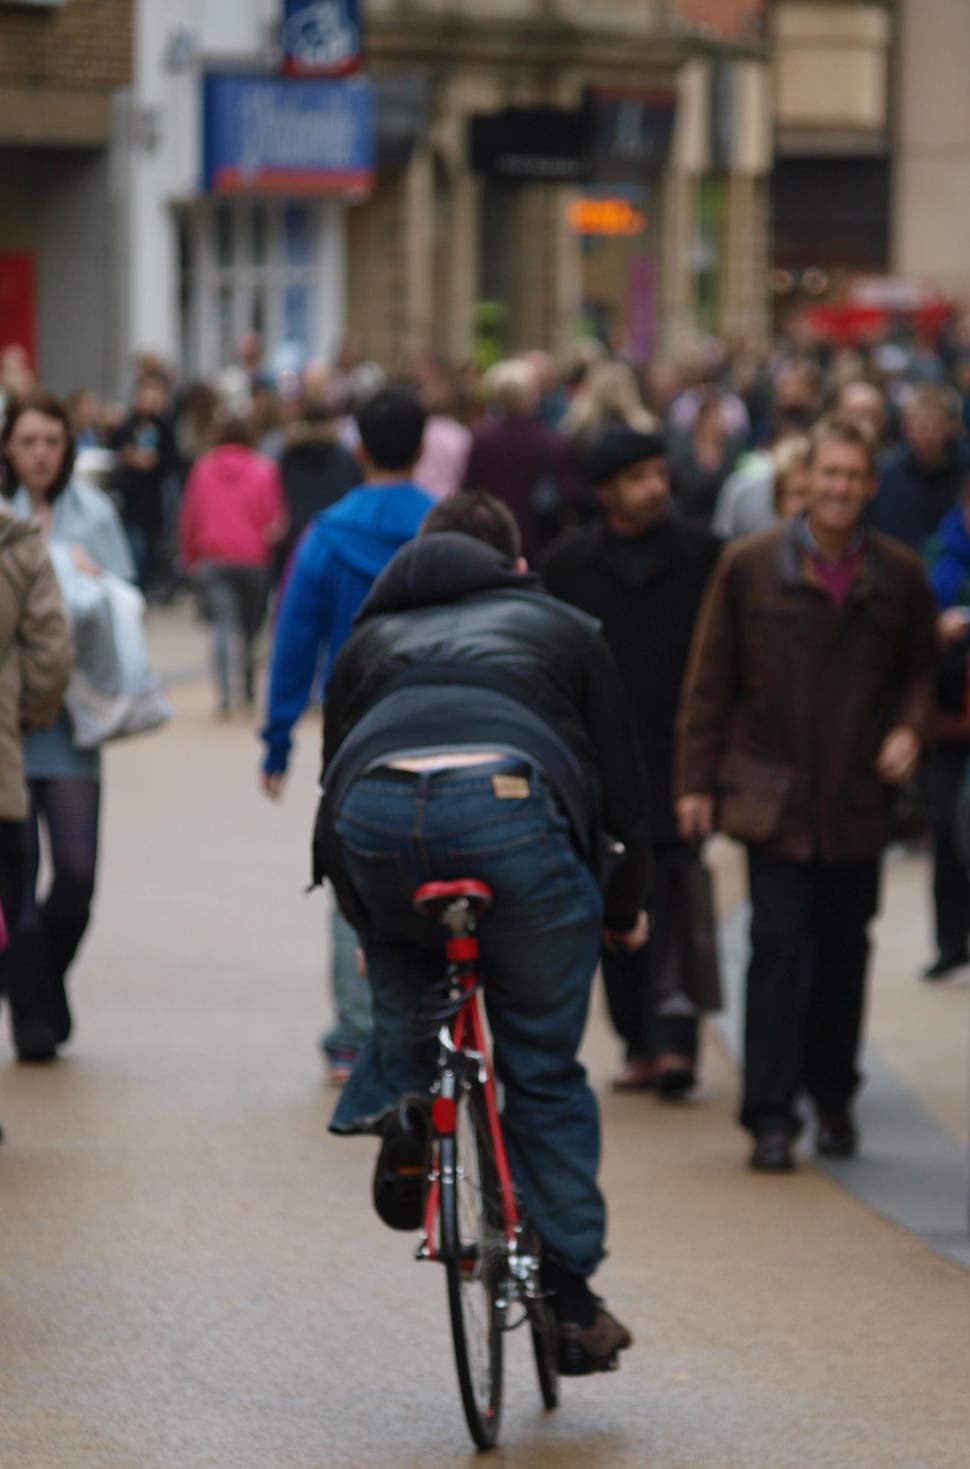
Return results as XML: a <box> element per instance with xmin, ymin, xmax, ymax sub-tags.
<box><xmin>54</xmin><ymin>562</ymin><xmax>172</xmax><ymax>749</ymax></box>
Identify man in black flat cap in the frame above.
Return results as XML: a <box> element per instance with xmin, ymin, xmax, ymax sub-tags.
<box><xmin>543</xmin><ymin>428</ymin><xmax>722</xmax><ymax>1094</ymax></box>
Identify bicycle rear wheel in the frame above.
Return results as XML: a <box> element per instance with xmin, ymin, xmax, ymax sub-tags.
<box><xmin>439</xmin><ymin>1082</ymin><xmax>505</xmax><ymax>1450</ymax></box>
<box><xmin>529</xmin><ymin>1294</ymin><xmax>560</xmax><ymax>1410</ymax></box>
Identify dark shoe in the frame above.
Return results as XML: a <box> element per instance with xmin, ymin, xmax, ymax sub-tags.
<box><xmin>921</xmin><ymin>952</ymin><xmax>968</xmax><ymax>981</ymax></box>
<box><xmin>47</xmin><ymin>973</ymin><xmax>72</xmax><ymax>1046</ymax></box>
<box><xmin>656</xmin><ymin>1051</ymin><xmax>696</xmax><ymax>1101</ymax></box>
<box><xmin>372</xmin><ymin>1095</ymin><xmax>431</xmax><ymax>1231</ymax></box>
<box><xmin>558</xmin><ymin>1305</ymin><xmax>633</xmax><ymax>1376</ymax></box>
<box><xmin>14</xmin><ymin>1016</ymin><xmax>59</xmax><ymax>1063</ymax></box>
<box><xmin>6</xmin><ymin>930</ymin><xmax>60</xmax><ymax>1062</ymax></box>
<box><xmin>816</xmin><ymin>1111</ymin><xmax>857</xmax><ymax>1159</ymax></box>
<box><xmin>750</xmin><ymin>1132</ymin><xmax>795</xmax><ymax>1173</ymax></box>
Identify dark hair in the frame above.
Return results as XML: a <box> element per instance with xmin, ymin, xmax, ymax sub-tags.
<box><xmin>421</xmin><ymin>491</ymin><xmax>522</xmax><ymax>562</ymax></box>
<box><xmin>215</xmin><ymin>415</ymin><xmax>252</xmax><ymax>448</ymax></box>
<box><xmin>356</xmin><ymin>387</ymin><xmax>427</xmax><ymax>472</ymax></box>
<box><xmin>809</xmin><ymin>414</ymin><xmax>877</xmax><ymax>474</ymax></box>
<box><xmin>0</xmin><ymin>390</ymin><xmax>76</xmax><ymax>500</ymax></box>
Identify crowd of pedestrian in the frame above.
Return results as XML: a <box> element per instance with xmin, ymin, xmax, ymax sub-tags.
<box><xmin>2</xmin><ymin>311</ymin><xmax>970</xmax><ymax>1180</ymax></box>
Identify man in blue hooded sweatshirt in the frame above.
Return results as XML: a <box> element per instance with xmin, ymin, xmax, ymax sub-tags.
<box><xmin>260</xmin><ymin>387</ymin><xmax>435</xmax><ymax>1078</ymax></box>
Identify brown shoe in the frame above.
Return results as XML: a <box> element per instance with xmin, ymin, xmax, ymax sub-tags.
<box><xmin>558</xmin><ymin>1305</ymin><xmax>633</xmax><ymax>1376</ymax></box>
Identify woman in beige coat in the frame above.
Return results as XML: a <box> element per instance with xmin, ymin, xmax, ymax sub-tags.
<box><xmin>0</xmin><ymin>498</ymin><xmax>72</xmax><ymax>1059</ymax></box>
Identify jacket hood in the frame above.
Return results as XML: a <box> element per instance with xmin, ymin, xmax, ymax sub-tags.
<box><xmin>358</xmin><ymin>531</ymin><xmax>540</xmax><ymax>621</ymax></box>
<box><xmin>204</xmin><ymin>444</ymin><xmax>261</xmax><ymax>482</ymax></box>
<box><xmin>315</xmin><ymin>481</ymin><xmax>434</xmax><ymax>582</ymax></box>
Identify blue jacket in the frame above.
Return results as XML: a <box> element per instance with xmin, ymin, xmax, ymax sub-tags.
<box><xmin>926</xmin><ymin>505</ymin><xmax>970</xmax><ymax>610</ymax></box>
<box><xmin>261</xmin><ymin>481</ymin><xmax>433</xmax><ymax>773</ymax></box>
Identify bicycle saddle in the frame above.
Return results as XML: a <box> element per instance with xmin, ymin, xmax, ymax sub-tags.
<box><xmin>412</xmin><ymin>880</ymin><xmax>494</xmax><ymax>919</ymax></box>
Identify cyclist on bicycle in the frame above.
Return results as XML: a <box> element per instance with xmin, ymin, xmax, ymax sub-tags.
<box><xmin>318</xmin><ymin>492</ymin><xmax>651</xmax><ymax>1372</ymax></box>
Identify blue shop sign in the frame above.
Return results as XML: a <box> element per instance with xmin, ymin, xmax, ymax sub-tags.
<box><xmin>281</xmin><ymin>1</ymin><xmax>362</xmax><ymax>77</ymax></box>
<box><xmin>202</xmin><ymin>73</ymin><xmax>375</xmax><ymax>197</ymax></box>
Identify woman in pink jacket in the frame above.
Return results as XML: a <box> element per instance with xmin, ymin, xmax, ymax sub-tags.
<box><xmin>179</xmin><ymin>419</ymin><xmax>286</xmax><ymax>715</ymax></box>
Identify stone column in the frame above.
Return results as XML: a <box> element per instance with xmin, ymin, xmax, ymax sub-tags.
<box><xmin>719</xmin><ymin>172</ymin><xmax>770</xmax><ymax>342</ymax></box>
<box><xmin>659</xmin><ymin>167</ymin><xmax>697</xmax><ymax>358</ymax></box>
<box><xmin>401</xmin><ymin>145</ymin><xmax>435</xmax><ymax>362</ymax></box>
<box><xmin>719</xmin><ymin>60</ymin><xmax>772</xmax><ymax>343</ymax></box>
<box><xmin>445</xmin><ymin>164</ymin><xmax>481</xmax><ymax>362</ymax></box>
<box><xmin>660</xmin><ymin>57</ymin><xmax>708</xmax><ymax>358</ymax></box>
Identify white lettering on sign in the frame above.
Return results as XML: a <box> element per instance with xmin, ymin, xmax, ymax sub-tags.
<box><xmin>238</xmin><ymin>91</ymin><xmax>355</xmax><ymax>171</ymax></box>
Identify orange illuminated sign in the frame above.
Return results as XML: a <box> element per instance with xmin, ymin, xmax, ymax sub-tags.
<box><xmin>568</xmin><ymin>198</ymin><xmax>648</xmax><ymax>236</ymax></box>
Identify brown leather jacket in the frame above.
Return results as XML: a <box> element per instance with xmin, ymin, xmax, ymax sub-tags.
<box><xmin>0</xmin><ymin>507</ymin><xmax>72</xmax><ymax>820</ymax></box>
<box><xmin>676</xmin><ymin>521</ymin><xmax>939</xmax><ymax>862</ymax></box>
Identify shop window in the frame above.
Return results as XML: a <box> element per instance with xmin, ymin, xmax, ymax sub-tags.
<box><xmin>177</xmin><ymin>200</ymin><xmax>338</xmax><ymax>376</ymax></box>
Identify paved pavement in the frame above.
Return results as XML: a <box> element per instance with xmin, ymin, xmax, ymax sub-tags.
<box><xmin>1</xmin><ymin>606</ymin><xmax>969</xmax><ymax>1468</ymax></box>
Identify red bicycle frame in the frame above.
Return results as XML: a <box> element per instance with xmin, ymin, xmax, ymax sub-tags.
<box><xmin>419</xmin><ymin>918</ymin><xmax>521</xmax><ymax>1261</ymax></box>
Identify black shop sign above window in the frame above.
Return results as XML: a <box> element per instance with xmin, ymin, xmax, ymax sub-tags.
<box><xmin>469</xmin><ymin>108</ymin><xmax>592</xmax><ymax>184</ymax></box>
<box><xmin>469</xmin><ymin>91</ymin><xmax>677</xmax><ymax>186</ymax></box>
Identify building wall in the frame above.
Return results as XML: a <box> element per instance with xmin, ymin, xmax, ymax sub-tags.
<box><xmin>0</xmin><ymin>147</ymin><xmax>119</xmax><ymax>395</ymax></box>
<box><xmin>676</xmin><ymin>0</ymin><xmax>766</xmax><ymax>38</ymax></box>
<box><xmin>0</xmin><ymin>0</ymin><xmax>131</xmax><ymax>393</ymax></box>
<box><xmin>892</xmin><ymin>0</ymin><xmax>970</xmax><ymax>299</ymax></box>
<box><xmin>354</xmin><ymin>4</ymin><xmax>772</xmax><ymax>362</ymax></box>
<box><xmin>772</xmin><ymin>0</ymin><xmax>890</xmax><ymax>150</ymax></box>
<box><xmin>0</xmin><ymin>0</ymin><xmax>132</xmax><ymax>144</ymax></box>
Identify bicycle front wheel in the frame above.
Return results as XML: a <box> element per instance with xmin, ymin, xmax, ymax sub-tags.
<box><xmin>439</xmin><ymin>1083</ymin><xmax>505</xmax><ymax>1450</ymax></box>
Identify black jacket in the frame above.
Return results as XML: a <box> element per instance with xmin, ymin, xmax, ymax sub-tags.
<box><xmin>319</xmin><ymin>532</ymin><xmax>652</xmax><ymax>930</ymax></box>
<box><xmin>276</xmin><ymin>425</ymin><xmax>361</xmax><ymax>576</ymax></box>
<box><xmin>869</xmin><ymin>440</ymin><xmax>970</xmax><ymax>551</ymax></box>
<box><xmin>542</xmin><ymin>515</ymin><xmax>721</xmax><ymax>840</ymax></box>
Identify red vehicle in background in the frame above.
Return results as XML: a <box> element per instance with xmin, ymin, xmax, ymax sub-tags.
<box><xmin>802</xmin><ymin>276</ymin><xmax>956</xmax><ymax>347</ymax></box>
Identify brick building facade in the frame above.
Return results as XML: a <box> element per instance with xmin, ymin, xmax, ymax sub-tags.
<box><xmin>0</xmin><ymin>0</ymin><xmax>134</xmax><ymax>394</ymax></box>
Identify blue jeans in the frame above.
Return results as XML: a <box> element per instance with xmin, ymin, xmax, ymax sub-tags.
<box><xmin>329</xmin><ymin>763</ymin><xmax>606</xmax><ymax>1278</ymax></box>
<box><xmin>198</xmin><ymin>563</ymin><xmax>269</xmax><ymax>711</ymax></box>
<box><xmin>321</xmin><ymin>907</ymin><xmax>373</xmax><ymax>1058</ymax></box>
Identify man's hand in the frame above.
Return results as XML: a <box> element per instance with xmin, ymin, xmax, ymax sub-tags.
<box><xmin>677</xmin><ymin>794</ymin><xmax>714</xmax><ymax>842</ymax></box>
<box><xmin>261</xmin><ymin>770</ymin><xmax>286</xmax><ymax>801</ymax></box>
<box><xmin>938</xmin><ymin>607</ymin><xmax>970</xmax><ymax>644</ymax></box>
<box><xmin>875</xmin><ymin>726</ymin><xmax>920</xmax><ymax>786</ymax></box>
<box><xmin>603</xmin><ymin>910</ymin><xmax>650</xmax><ymax>953</ymax></box>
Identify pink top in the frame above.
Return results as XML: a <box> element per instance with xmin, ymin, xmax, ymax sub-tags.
<box><xmin>805</xmin><ymin>546</ymin><xmax>867</xmax><ymax>607</ymax></box>
<box><xmin>179</xmin><ymin>445</ymin><xmax>285</xmax><ymax>569</ymax></box>
<box><xmin>413</xmin><ymin>415</ymin><xmax>472</xmax><ymax>501</ymax></box>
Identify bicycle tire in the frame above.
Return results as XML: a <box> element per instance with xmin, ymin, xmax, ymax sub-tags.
<box><xmin>528</xmin><ymin>1294</ymin><xmax>560</xmax><ymax>1410</ymax></box>
<box><xmin>439</xmin><ymin>1083</ymin><xmax>505</xmax><ymax>1450</ymax></box>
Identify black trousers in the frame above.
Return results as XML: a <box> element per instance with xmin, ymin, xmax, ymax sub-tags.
<box><xmin>0</xmin><ymin>820</ymin><xmax>25</xmax><ymax>991</ymax></box>
<box><xmin>742</xmin><ymin>847</ymin><xmax>881</xmax><ymax>1138</ymax></box>
<box><xmin>924</xmin><ymin>744</ymin><xmax>970</xmax><ymax>961</ymax></box>
<box><xmin>601</xmin><ymin>842</ymin><xmax>699</xmax><ymax>1065</ymax></box>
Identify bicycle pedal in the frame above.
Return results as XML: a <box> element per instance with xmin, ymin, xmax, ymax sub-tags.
<box><xmin>558</xmin><ymin>1343</ymin><xmax>622</xmax><ymax>1377</ymax></box>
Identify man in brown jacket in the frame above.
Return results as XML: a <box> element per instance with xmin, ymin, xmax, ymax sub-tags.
<box><xmin>676</xmin><ymin>417</ymin><xmax>939</xmax><ymax>1172</ymax></box>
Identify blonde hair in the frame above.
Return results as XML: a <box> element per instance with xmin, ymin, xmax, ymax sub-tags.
<box><xmin>483</xmin><ymin>359</ymin><xmax>540</xmax><ymax>415</ymax></box>
<box><xmin>808</xmin><ymin>414</ymin><xmax>877</xmax><ymax>474</ymax></box>
<box><xmin>771</xmin><ymin>435</ymin><xmax>811</xmax><ymax>513</ymax></box>
<box><xmin>563</xmin><ymin>360</ymin><xmax>657</xmax><ymax>438</ymax></box>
